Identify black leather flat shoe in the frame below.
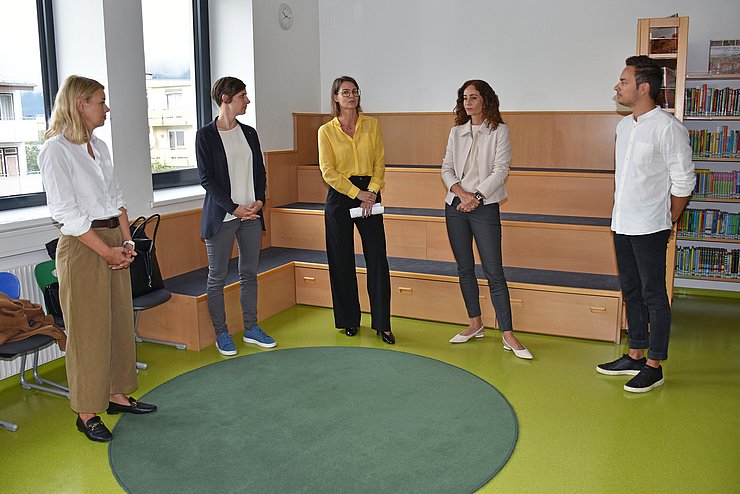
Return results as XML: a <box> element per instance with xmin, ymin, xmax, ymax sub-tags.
<box><xmin>107</xmin><ymin>397</ymin><xmax>158</xmax><ymax>415</ymax></box>
<box><xmin>377</xmin><ymin>330</ymin><xmax>395</xmax><ymax>345</ymax></box>
<box><xmin>344</xmin><ymin>327</ymin><xmax>358</xmax><ymax>336</ymax></box>
<box><xmin>76</xmin><ymin>416</ymin><xmax>112</xmax><ymax>442</ymax></box>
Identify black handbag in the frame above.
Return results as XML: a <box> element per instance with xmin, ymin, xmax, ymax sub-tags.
<box><xmin>43</xmin><ymin>282</ymin><xmax>64</xmax><ymax>319</ymax></box>
<box><xmin>129</xmin><ymin>214</ymin><xmax>165</xmax><ymax>297</ymax></box>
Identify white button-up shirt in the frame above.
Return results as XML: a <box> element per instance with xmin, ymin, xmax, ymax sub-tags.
<box><xmin>39</xmin><ymin>133</ymin><xmax>125</xmax><ymax>236</ymax></box>
<box><xmin>612</xmin><ymin>107</ymin><xmax>695</xmax><ymax>235</ymax></box>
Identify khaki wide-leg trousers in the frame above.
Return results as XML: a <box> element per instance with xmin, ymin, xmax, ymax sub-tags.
<box><xmin>56</xmin><ymin>227</ymin><xmax>138</xmax><ymax>413</ymax></box>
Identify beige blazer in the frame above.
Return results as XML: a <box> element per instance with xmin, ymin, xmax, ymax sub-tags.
<box><xmin>441</xmin><ymin>122</ymin><xmax>511</xmax><ymax>205</ymax></box>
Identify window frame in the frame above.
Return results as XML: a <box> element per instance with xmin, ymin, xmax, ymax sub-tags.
<box><xmin>151</xmin><ymin>0</ymin><xmax>211</xmax><ymax>191</ymax></box>
<box><xmin>0</xmin><ymin>0</ymin><xmax>58</xmax><ymax>211</ymax></box>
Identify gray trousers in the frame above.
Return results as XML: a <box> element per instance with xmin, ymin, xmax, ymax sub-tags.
<box><xmin>445</xmin><ymin>200</ymin><xmax>514</xmax><ymax>331</ymax></box>
<box><xmin>204</xmin><ymin>218</ymin><xmax>262</xmax><ymax>335</ymax></box>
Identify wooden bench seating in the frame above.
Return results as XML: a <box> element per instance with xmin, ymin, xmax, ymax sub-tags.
<box><xmin>135</xmin><ymin>247</ymin><xmax>623</xmax><ymax>350</ymax></box>
<box><xmin>270</xmin><ymin>202</ymin><xmax>618</xmax><ymax>276</ymax></box>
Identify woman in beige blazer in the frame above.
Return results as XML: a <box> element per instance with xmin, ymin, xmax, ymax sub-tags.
<box><xmin>441</xmin><ymin>79</ymin><xmax>532</xmax><ymax>359</ymax></box>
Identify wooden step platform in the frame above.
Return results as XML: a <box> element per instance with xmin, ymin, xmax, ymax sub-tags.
<box><xmin>270</xmin><ymin>202</ymin><xmax>618</xmax><ymax>276</ymax></box>
<box><xmin>135</xmin><ymin>247</ymin><xmax>623</xmax><ymax>350</ymax></box>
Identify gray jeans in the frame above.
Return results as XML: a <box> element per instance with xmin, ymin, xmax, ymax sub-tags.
<box><xmin>445</xmin><ymin>199</ymin><xmax>513</xmax><ymax>331</ymax></box>
<box><xmin>204</xmin><ymin>218</ymin><xmax>262</xmax><ymax>335</ymax></box>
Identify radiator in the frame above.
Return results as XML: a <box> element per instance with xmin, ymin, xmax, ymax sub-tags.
<box><xmin>0</xmin><ymin>263</ymin><xmax>65</xmax><ymax>381</ymax></box>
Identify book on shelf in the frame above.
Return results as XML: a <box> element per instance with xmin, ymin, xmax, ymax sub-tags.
<box><xmin>709</xmin><ymin>40</ymin><xmax>740</xmax><ymax>75</ymax></box>
<box><xmin>678</xmin><ymin>208</ymin><xmax>739</xmax><ymax>239</ymax></box>
<box><xmin>692</xmin><ymin>169</ymin><xmax>740</xmax><ymax>199</ymax></box>
<box><xmin>689</xmin><ymin>127</ymin><xmax>740</xmax><ymax>159</ymax></box>
<box><xmin>675</xmin><ymin>245</ymin><xmax>740</xmax><ymax>279</ymax></box>
<box><xmin>684</xmin><ymin>85</ymin><xmax>740</xmax><ymax>116</ymax></box>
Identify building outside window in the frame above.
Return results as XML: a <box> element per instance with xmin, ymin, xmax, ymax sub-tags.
<box><xmin>0</xmin><ymin>1</ymin><xmax>51</xmax><ymax>203</ymax></box>
<box><xmin>142</xmin><ymin>0</ymin><xmax>199</xmax><ymax>177</ymax></box>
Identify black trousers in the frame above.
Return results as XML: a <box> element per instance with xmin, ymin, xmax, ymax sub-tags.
<box><xmin>324</xmin><ymin>176</ymin><xmax>391</xmax><ymax>331</ymax></box>
<box><xmin>613</xmin><ymin>230</ymin><xmax>672</xmax><ymax>360</ymax></box>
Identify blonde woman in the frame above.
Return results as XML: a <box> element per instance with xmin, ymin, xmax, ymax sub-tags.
<box><xmin>40</xmin><ymin>75</ymin><xmax>156</xmax><ymax>443</ymax></box>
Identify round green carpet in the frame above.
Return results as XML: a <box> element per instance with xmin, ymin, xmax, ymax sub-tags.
<box><xmin>109</xmin><ymin>347</ymin><xmax>518</xmax><ymax>493</ymax></box>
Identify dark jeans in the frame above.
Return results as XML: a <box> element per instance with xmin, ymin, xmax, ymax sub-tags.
<box><xmin>445</xmin><ymin>199</ymin><xmax>513</xmax><ymax>331</ymax></box>
<box><xmin>324</xmin><ymin>176</ymin><xmax>391</xmax><ymax>332</ymax></box>
<box><xmin>613</xmin><ymin>230</ymin><xmax>671</xmax><ymax>360</ymax></box>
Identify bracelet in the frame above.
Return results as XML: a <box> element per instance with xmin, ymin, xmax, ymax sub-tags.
<box><xmin>123</xmin><ymin>240</ymin><xmax>135</xmax><ymax>249</ymax></box>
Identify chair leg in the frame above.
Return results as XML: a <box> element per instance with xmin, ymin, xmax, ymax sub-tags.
<box><xmin>0</xmin><ymin>420</ymin><xmax>18</xmax><ymax>432</ymax></box>
<box><xmin>19</xmin><ymin>352</ymin><xmax>70</xmax><ymax>399</ymax></box>
<box><xmin>133</xmin><ymin>309</ymin><xmax>148</xmax><ymax>370</ymax></box>
<box><xmin>134</xmin><ymin>309</ymin><xmax>187</xmax><ymax>350</ymax></box>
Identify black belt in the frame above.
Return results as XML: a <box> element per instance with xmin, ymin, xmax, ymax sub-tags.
<box><xmin>91</xmin><ymin>217</ymin><xmax>120</xmax><ymax>229</ymax></box>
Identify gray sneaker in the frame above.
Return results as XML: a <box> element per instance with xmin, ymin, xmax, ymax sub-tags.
<box><xmin>243</xmin><ymin>325</ymin><xmax>276</xmax><ymax>348</ymax></box>
<box><xmin>596</xmin><ymin>354</ymin><xmax>646</xmax><ymax>376</ymax></box>
<box><xmin>624</xmin><ymin>365</ymin><xmax>664</xmax><ymax>393</ymax></box>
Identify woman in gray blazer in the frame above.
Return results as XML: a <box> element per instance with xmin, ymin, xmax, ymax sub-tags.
<box><xmin>441</xmin><ymin>79</ymin><xmax>532</xmax><ymax>359</ymax></box>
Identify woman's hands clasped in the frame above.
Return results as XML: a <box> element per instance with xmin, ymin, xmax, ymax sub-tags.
<box><xmin>107</xmin><ymin>243</ymin><xmax>136</xmax><ymax>270</ymax></box>
<box><xmin>234</xmin><ymin>200</ymin><xmax>263</xmax><ymax>221</ymax></box>
<box><xmin>456</xmin><ymin>189</ymin><xmax>480</xmax><ymax>213</ymax></box>
<box><xmin>356</xmin><ymin>190</ymin><xmax>377</xmax><ymax>218</ymax></box>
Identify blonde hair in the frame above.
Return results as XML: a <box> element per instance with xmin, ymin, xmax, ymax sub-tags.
<box><xmin>45</xmin><ymin>75</ymin><xmax>104</xmax><ymax>144</ymax></box>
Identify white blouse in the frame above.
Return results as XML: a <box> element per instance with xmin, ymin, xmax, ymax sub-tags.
<box><xmin>39</xmin><ymin>133</ymin><xmax>125</xmax><ymax>236</ymax></box>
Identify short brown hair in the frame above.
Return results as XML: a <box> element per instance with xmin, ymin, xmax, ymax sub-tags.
<box><xmin>211</xmin><ymin>76</ymin><xmax>246</xmax><ymax>105</ymax></box>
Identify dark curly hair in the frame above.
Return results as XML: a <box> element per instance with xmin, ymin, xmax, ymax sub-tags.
<box><xmin>453</xmin><ymin>79</ymin><xmax>504</xmax><ymax>129</ymax></box>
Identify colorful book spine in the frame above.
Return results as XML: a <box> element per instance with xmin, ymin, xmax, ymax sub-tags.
<box><xmin>692</xmin><ymin>169</ymin><xmax>740</xmax><ymax>199</ymax></box>
<box><xmin>675</xmin><ymin>246</ymin><xmax>740</xmax><ymax>279</ymax></box>
<box><xmin>678</xmin><ymin>208</ymin><xmax>740</xmax><ymax>239</ymax></box>
<box><xmin>688</xmin><ymin>127</ymin><xmax>740</xmax><ymax>159</ymax></box>
<box><xmin>684</xmin><ymin>86</ymin><xmax>740</xmax><ymax>116</ymax></box>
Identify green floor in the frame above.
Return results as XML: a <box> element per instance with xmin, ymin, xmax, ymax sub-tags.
<box><xmin>2</xmin><ymin>295</ymin><xmax>739</xmax><ymax>493</ymax></box>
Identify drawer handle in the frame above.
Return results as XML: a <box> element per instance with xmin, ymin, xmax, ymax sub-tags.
<box><xmin>510</xmin><ymin>298</ymin><xmax>523</xmax><ymax>306</ymax></box>
<box><xmin>589</xmin><ymin>307</ymin><xmax>606</xmax><ymax>314</ymax></box>
<box><xmin>398</xmin><ymin>286</ymin><xmax>413</xmax><ymax>294</ymax></box>
<box><xmin>303</xmin><ymin>276</ymin><xmax>316</xmax><ymax>284</ymax></box>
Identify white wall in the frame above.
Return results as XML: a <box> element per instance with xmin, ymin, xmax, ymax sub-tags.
<box><xmin>252</xmin><ymin>0</ymin><xmax>322</xmax><ymax>151</ymax></box>
<box><xmin>318</xmin><ymin>0</ymin><xmax>740</xmax><ymax>113</ymax></box>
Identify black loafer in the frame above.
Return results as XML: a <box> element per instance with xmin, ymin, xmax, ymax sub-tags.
<box><xmin>107</xmin><ymin>397</ymin><xmax>157</xmax><ymax>415</ymax></box>
<box><xmin>344</xmin><ymin>327</ymin><xmax>358</xmax><ymax>337</ymax></box>
<box><xmin>76</xmin><ymin>416</ymin><xmax>112</xmax><ymax>442</ymax></box>
<box><xmin>377</xmin><ymin>330</ymin><xmax>395</xmax><ymax>345</ymax></box>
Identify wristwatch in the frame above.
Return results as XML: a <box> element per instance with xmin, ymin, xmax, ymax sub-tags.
<box><xmin>123</xmin><ymin>240</ymin><xmax>135</xmax><ymax>249</ymax></box>
<box><xmin>474</xmin><ymin>192</ymin><xmax>484</xmax><ymax>202</ymax></box>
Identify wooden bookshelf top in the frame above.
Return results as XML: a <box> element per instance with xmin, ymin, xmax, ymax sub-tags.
<box><xmin>684</xmin><ymin>116</ymin><xmax>740</xmax><ymax>121</ymax></box>
<box><xmin>677</xmin><ymin>237</ymin><xmax>740</xmax><ymax>244</ymax></box>
<box><xmin>689</xmin><ymin>198</ymin><xmax>740</xmax><ymax>204</ymax></box>
<box><xmin>693</xmin><ymin>157</ymin><xmax>740</xmax><ymax>163</ymax></box>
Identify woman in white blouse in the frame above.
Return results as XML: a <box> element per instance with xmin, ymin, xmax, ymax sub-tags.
<box><xmin>441</xmin><ymin>79</ymin><xmax>532</xmax><ymax>359</ymax></box>
<box><xmin>39</xmin><ymin>75</ymin><xmax>156</xmax><ymax>443</ymax></box>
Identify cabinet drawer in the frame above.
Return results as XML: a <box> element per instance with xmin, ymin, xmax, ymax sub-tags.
<box><xmin>508</xmin><ymin>288</ymin><xmax>621</xmax><ymax>342</ymax></box>
<box><xmin>390</xmin><ymin>276</ymin><xmax>495</xmax><ymax>327</ymax></box>
<box><xmin>295</xmin><ymin>266</ymin><xmax>333</xmax><ymax>307</ymax></box>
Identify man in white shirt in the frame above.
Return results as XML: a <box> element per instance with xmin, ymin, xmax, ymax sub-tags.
<box><xmin>596</xmin><ymin>56</ymin><xmax>695</xmax><ymax>393</ymax></box>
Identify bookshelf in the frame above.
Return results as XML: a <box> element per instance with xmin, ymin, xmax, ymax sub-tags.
<box><xmin>677</xmin><ymin>71</ymin><xmax>740</xmax><ymax>290</ymax></box>
<box><xmin>636</xmin><ymin>16</ymin><xmax>689</xmax><ymax>298</ymax></box>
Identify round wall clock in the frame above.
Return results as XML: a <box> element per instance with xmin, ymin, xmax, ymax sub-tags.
<box><xmin>278</xmin><ymin>3</ymin><xmax>293</xmax><ymax>30</ymax></box>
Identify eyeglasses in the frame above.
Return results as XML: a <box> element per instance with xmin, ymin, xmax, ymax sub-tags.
<box><xmin>338</xmin><ymin>88</ymin><xmax>361</xmax><ymax>97</ymax></box>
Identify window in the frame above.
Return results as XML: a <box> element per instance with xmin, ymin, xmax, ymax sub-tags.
<box><xmin>0</xmin><ymin>94</ymin><xmax>15</xmax><ymax>120</ymax></box>
<box><xmin>0</xmin><ymin>0</ymin><xmax>56</xmax><ymax>210</ymax></box>
<box><xmin>168</xmin><ymin>130</ymin><xmax>185</xmax><ymax>150</ymax></box>
<box><xmin>142</xmin><ymin>0</ymin><xmax>210</xmax><ymax>189</ymax></box>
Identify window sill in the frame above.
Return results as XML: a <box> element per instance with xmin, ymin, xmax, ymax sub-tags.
<box><xmin>0</xmin><ymin>205</ymin><xmax>54</xmax><ymax>233</ymax></box>
<box><xmin>151</xmin><ymin>184</ymin><xmax>205</xmax><ymax>208</ymax></box>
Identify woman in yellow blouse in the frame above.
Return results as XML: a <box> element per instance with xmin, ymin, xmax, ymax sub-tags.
<box><xmin>318</xmin><ymin>76</ymin><xmax>395</xmax><ymax>344</ymax></box>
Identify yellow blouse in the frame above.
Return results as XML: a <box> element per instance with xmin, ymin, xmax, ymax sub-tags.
<box><xmin>318</xmin><ymin>113</ymin><xmax>385</xmax><ymax>198</ymax></box>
